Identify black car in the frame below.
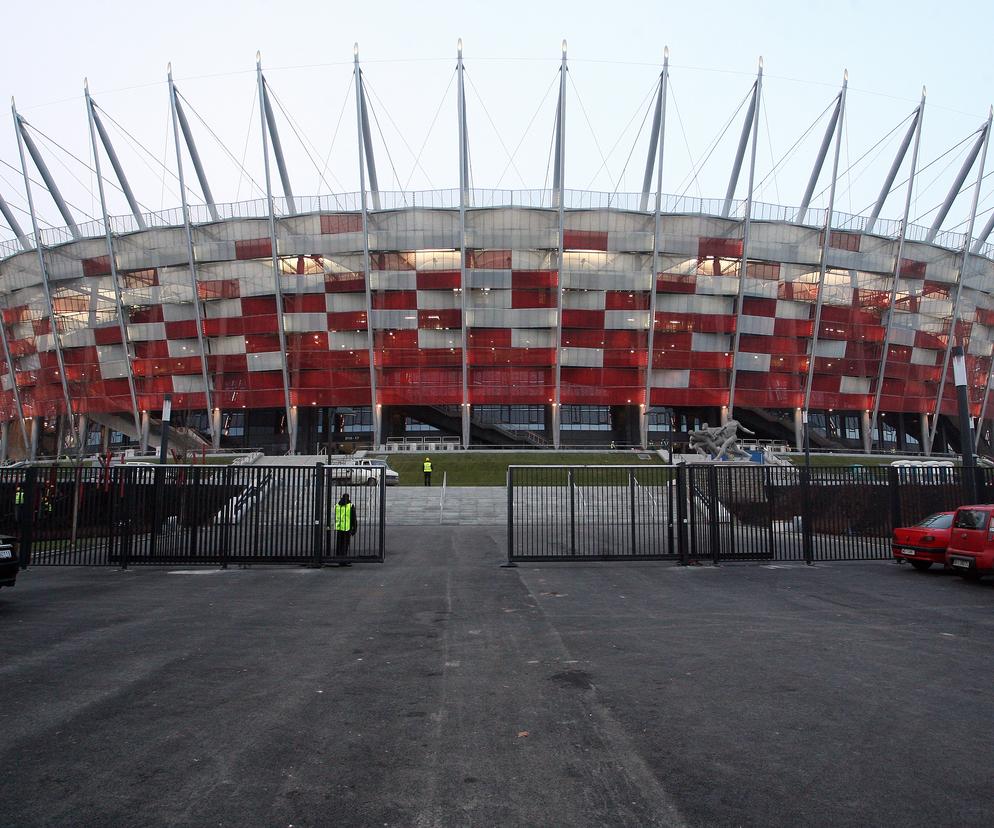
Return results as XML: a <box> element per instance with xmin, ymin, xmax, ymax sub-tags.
<box><xmin>0</xmin><ymin>536</ymin><xmax>17</xmax><ymax>589</ymax></box>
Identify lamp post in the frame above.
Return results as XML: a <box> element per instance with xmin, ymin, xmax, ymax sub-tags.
<box><xmin>952</xmin><ymin>345</ymin><xmax>977</xmax><ymax>503</ymax></box>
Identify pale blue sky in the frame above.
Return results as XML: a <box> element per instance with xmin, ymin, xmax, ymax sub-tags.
<box><xmin>0</xmin><ymin>0</ymin><xmax>991</xmax><ymax>235</ymax></box>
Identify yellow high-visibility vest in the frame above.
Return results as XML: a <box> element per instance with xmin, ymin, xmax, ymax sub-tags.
<box><xmin>334</xmin><ymin>503</ymin><xmax>353</xmax><ymax>532</ymax></box>
<box><xmin>423</xmin><ymin>460</ymin><xmax>432</xmax><ymax>472</ymax></box>
<box><xmin>14</xmin><ymin>488</ymin><xmax>24</xmax><ymax>505</ymax></box>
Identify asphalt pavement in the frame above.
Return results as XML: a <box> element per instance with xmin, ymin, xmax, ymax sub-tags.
<box><xmin>2</xmin><ymin>529</ymin><xmax>994</xmax><ymax>826</ymax></box>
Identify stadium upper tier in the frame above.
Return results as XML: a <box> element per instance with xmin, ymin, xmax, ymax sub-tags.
<box><xmin>0</xmin><ymin>188</ymin><xmax>992</xmax><ymax>429</ymax></box>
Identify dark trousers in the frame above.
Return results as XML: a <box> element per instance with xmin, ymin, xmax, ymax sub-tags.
<box><xmin>424</xmin><ymin>471</ymin><xmax>431</xmax><ymax>486</ymax></box>
<box><xmin>336</xmin><ymin>530</ymin><xmax>352</xmax><ymax>557</ymax></box>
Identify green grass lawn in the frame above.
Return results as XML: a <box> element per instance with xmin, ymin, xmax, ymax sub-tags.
<box><xmin>370</xmin><ymin>451</ymin><xmax>665</xmax><ymax>486</ymax></box>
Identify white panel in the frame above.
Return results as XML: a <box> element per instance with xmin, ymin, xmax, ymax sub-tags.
<box><xmin>326</xmin><ymin>293</ymin><xmax>366</xmax><ymax>312</ymax></box>
<box><xmin>416</xmin><ymin>290</ymin><xmax>460</xmax><ymax>310</ymax></box>
<box><xmin>465</xmin><ymin>309</ymin><xmax>556</xmax><ymax>328</ymax></box>
<box><xmin>246</xmin><ymin>352</ymin><xmax>283</xmax><ymax>372</ymax></box>
<box><xmin>839</xmin><ymin>376</ymin><xmax>871</xmax><ymax>394</ymax></box>
<box><xmin>19</xmin><ymin>353</ymin><xmax>40</xmax><ymax>371</ymax></box>
<box><xmin>418</xmin><ymin>329</ymin><xmax>461</xmax><ymax>348</ymax></box>
<box><xmin>167</xmin><ymin>339</ymin><xmax>200</xmax><ymax>357</ymax></box>
<box><xmin>161</xmin><ymin>302</ymin><xmax>198</xmax><ymax>322</ymax></box>
<box><xmin>60</xmin><ymin>328</ymin><xmax>96</xmax><ymax>348</ymax></box>
<box><xmin>204</xmin><ymin>299</ymin><xmax>242</xmax><ymax>319</ymax></box>
<box><xmin>655</xmin><ymin>294</ymin><xmax>734</xmax><ymax>315</ymax></box>
<box><xmin>210</xmin><ymin>336</ymin><xmax>247</xmax><ymax>355</ymax></box>
<box><xmin>467</xmin><ymin>289</ymin><xmax>511</xmax><ymax>310</ymax></box>
<box><xmin>605</xmin><ymin>310</ymin><xmax>650</xmax><ymax>330</ymax></box>
<box><xmin>813</xmin><ymin>339</ymin><xmax>847</xmax><ymax>358</ymax></box>
<box><xmin>369</xmin><ymin>271</ymin><xmax>416</xmax><ymax>290</ymax></box>
<box><xmin>370</xmin><ymin>310</ymin><xmax>419</xmax><ymax>329</ymax></box>
<box><xmin>465</xmin><ymin>269</ymin><xmax>511</xmax><ymax>289</ymax></box>
<box><xmin>563</xmin><ymin>290</ymin><xmax>605</xmax><ymax>310</ymax></box>
<box><xmin>284</xmin><ymin>313</ymin><xmax>327</xmax><ymax>333</ymax></box>
<box><xmin>510</xmin><ymin>250</ymin><xmax>554</xmax><ymax>270</ymax></box>
<box><xmin>511</xmin><ymin>329</ymin><xmax>556</xmax><ymax>348</ymax></box>
<box><xmin>691</xmin><ymin>333</ymin><xmax>731</xmax><ymax>352</ymax></box>
<box><xmin>911</xmin><ymin>347</ymin><xmax>938</xmax><ymax>366</ymax></box>
<box><xmin>737</xmin><ymin>315</ymin><xmax>776</xmax><ymax>336</ymax></box>
<box><xmin>561</xmin><ymin>348</ymin><xmax>604</xmax><ymax>368</ymax></box>
<box><xmin>734</xmin><ymin>352</ymin><xmax>771</xmax><ymax>372</ymax></box>
<box><xmin>329</xmin><ymin>331</ymin><xmax>367</xmax><ymax>349</ymax></box>
<box><xmin>649</xmin><ymin>369</ymin><xmax>690</xmax><ymax>388</ymax></box>
<box><xmin>96</xmin><ymin>344</ymin><xmax>127</xmax><ymax>363</ymax></box>
<box><xmin>126</xmin><ymin>322</ymin><xmax>166</xmax><ymax>342</ymax></box>
<box><xmin>172</xmin><ymin>374</ymin><xmax>207</xmax><ymax>393</ymax></box>
<box><xmin>415</xmin><ymin>250</ymin><xmax>461</xmax><ymax>270</ymax></box>
<box><xmin>99</xmin><ymin>360</ymin><xmax>130</xmax><ymax>380</ymax></box>
<box><xmin>775</xmin><ymin>300</ymin><xmax>810</xmax><ymax>320</ymax></box>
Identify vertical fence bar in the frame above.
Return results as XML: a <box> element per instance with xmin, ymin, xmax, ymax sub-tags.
<box><xmin>708</xmin><ymin>464</ymin><xmax>720</xmax><ymax>564</ymax></box>
<box><xmin>506</xmin><ymin>466</ymin><xmax>514</xmax><ymax>564</ymax></box>
<box><xmin>568</xmin><ymin>468</ymin><xmax>576</xmax><ymax>556</ymax></box>
<box><xmin>378</xmin><ymin>465</ymin><xmax>386</xmax><ymax>562</ymax></box>
<box><xmin>19</xmin><ymin>467</ymin><xmax>36</xmax><ymax>568</ymax></box>
<box><xmin>801</xmin><ymin>466</ymin><xmax>814</xmax><ymax>565</ymax></box>
<box><xmin>628</xmin><ymin>469</ymin><xmax>637</xmax><ymax>556</ymax></box>
<box><xmin>312</xmin><ymin>463</ymin><xmax>324</xmax><ymax>567</ymax></box>
<box><xmin>676</xmin><ymin>465</ymin><xmax>688</xmax><ymax>564</ymax></box>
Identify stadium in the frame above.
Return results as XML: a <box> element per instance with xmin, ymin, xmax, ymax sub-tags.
<box><xmin>1</xmin><ymin>45</ymin><xmax>993</xmax><ymax>459</ymax></box>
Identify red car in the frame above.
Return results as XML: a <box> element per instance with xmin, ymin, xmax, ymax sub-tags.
<box><xmin>892</xmin><ymin>511</ymin><xmax>955</xmax><ymax>571</ymax></box>
<box><xmin>945</xmin><ymin>505</ymin><xmax>994</xmax><ymax>580</ymax></box>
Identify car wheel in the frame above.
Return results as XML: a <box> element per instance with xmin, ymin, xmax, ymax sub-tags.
<box><xmin>910</xmin><ymin>560</ymin><xmax>933</xmax><ymax>572</ymax></box>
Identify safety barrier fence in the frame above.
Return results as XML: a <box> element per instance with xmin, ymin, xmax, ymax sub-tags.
<box><xmin>2</xmin><ymin>464</ymin><xmax>385</xmax><ymax>567</ymax></box>
<box><xmin>507</xmin><ymin>464</ymin><xmax>994</xmax><ymax>564</ymax></box>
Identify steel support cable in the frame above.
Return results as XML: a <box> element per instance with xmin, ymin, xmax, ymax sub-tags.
<box><xmin>0</xmin><ymin>157</ymin><xmax>98</xmax><ymax>224</ymax></box>
<box><xmin>235</xmin><ymin>85</ymin><xmax>258</xmax><ymax>202</ymax></box>
<box><xmin>0</xmin><ymin>170</ymin><xmax>61</xmax><ymax>229</ymax></box>
<box><xmin>752</xmin><ymin>98</ymin><xmax>837</xmax><ymax>199</ymax></box>
<box><xmin>177</xmin><ymin>90</ymin><xmax>265</xmax><ymax>198</ymax></box>
<box><xmin>266</xmin><ymin>82</ymin><xmax>350</xmax><ymax>195</ymax></box>
<box><xmin>832</xmin><ymin>115</ymin><xmax>910</xmax><ymax>212</ymax></box>
<box><xmin>808</xmin><ymin>110</ymin><xmax>913</xmax><ymax>207</ymax></box>
<box><xmin>567</xmin><ymin>70</ymin><xmax>615</xmax><ymax>189</ymax></box>
<box><xmin>606</xmin><ymin>83</ymin><xmax>657</xmax><ymax>198</ymax></box>
<box><xmin>315</xmin><ymin>80</ymin><xmax>355</xmax><ymax>194</ymax></box>
<box><xmin>400</xmin><ymin>68</ymin><xmax>456</xmax><ymax>193</ymax></box>
<box><xmin>363</xmin><ymin>79</ymin><xmax>436</xmax><ymax>191</ymax></box>
<box><xmin>492</xmin><ymin>71</ymin><xmax>560</xmax><ymax>190</ymax></box>
<box><xmin>945</xmin><ymin>171</ymin><xmax>994</xmax><ymax>232</ymax></box>
<box><xmin>96</xmin><ymin>102</ymin><xmax>186</xmax><ymax>200</ymax></box>
<box><xmin>667</xmin><ymin>80</ymin><xmax>701</xmax><ymax>199</ymax></box>
<box><xmin>465</xmin><ymin>70</ymin><xmax>529</xmax><ymax>190</ymax></box>
<box><xmin>675</xmin><ymin>85</ymin><xmax>752</xmax><ymax>199</ymax></box>
<box><xmin>761</xmin><ymin>97</ymin><xmax>780</xmax><ymax>203</ymax></box>
<box><xmin>909</xmin><ymin>140</ymin><xmax>977</xmax><ymax>224</ymax></box>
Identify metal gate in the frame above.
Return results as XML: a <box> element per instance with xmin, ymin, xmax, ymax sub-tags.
<box><xmin>2</xmin><ymin>463</ymin><xmax>385</xmax><ymax>567</ymax></box>
<box><xmin>508</xmin><ymin>463</ymin><xmax>993</xmax><ymax>565</ymax></box>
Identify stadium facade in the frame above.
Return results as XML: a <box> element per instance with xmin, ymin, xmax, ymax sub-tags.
<box><xmin>1</xmin><ymin>46</ymin><xmax>993</xmax><ymax>458</ymax></box>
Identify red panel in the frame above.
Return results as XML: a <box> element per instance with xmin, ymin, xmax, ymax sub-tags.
<box><xmin>284</xmin><ymin>294</ymin><xmax>326</xmax><ymax>313</ymax></box>
<box><xmin>320</xmin><ymin>214</ymin><xmax>362</xmax><ymax>234</ymax></box>
<box><xmin>468</xmin><ymin>347</ymin><xmax>554</xmax><ymax>367</ymax></box>
<box><xmin>372</xmin><ymin>291</ymin><xmax>417</xmax><ymax>310</ymax></box>
<box><xmin>742</xmin><ymin>297</ymin><xmax>777</xmax><ymax>317</ymax></box>
<box><xmin>564</xmin><ymin>229</ymin><xmax>608</xmax><ymax>251</ymax></box>
<box><xmin>512</xmin><ymin>290</ymin><xmax>556</xmax><ymax>309</ymax></box>
<box><xmin>375</xmin><ymin>330</ymin><xmax>419</xmax><ymax>349</ymax></box>
<box><xmin>327</xmin><ymin>311</ymin><xmax>367</xmax><ymax>330</ymax></box>
<box><xmin>512</xmin><ymin>270</ymin><xmax>557</xmax><ymax>289</ymax></box>
<box><xmin>371</xmin><ymin>252</ymin><xmax>415</xmax><ymax>271</ymax></box>
<box><xmin>325</xmin><ymin>273</ymin><xmax>365</xmax><ymax>293</ymax></box>
<box><xmin>898</xmin><ymin>258</ymin><xmax>927</xmax><ymax>279</ymax></box>
<box><xmin>130</xmin><ymin>306</ymin><xmax>164</xmax><ymax>324</ymax></box>
<box><xmin>93</xmin><ymin>326</ymin><xmax>123</xmax><ymax>346</ymax></box>
<box><xmin>82</xmin><ymin>256</ymin><xmax>111</xmax><ymax>277</ymax></box>
<box><xmin>656</xmin><ymin>273</ymin><xmax>697</xmax><ymax>294</ymax></box>
<box><xmin>164</xmin><ymin>321</ymin><xmax>198</xmax><ymax>340</ymax></box>
<box><xmin>235</xmin><ymin>238</ymin><xmax>272</xmax><ymax>260</ymax></box>
<box><xmin>467</xmin><ymin>329</ymin><xmax>511</xmax><ymax>347</ymax></box>
<box><xmin>208</xmin><ymin>354</ymin><xmax>248</xmax><ymax>373</ymax></box>
<box><xmin>287</xmin><ymin>332</ymin><xmax>328</xmax><ymax>351</ymax></box>
<box><xmin>603</xmin><ymin>350</ymin><xmax>647</xmax><ymax>368</ymax></box>
<box><xmin>245</xmin><ymin>335</ymin><xmax>281</xmax><ymax>354</ymax></box>
<box><xmin>605</xmin><ymin>291</ymin><xmax>649</xmax><ymax>311</ymax></box>
<box><xmin>134</xmin><ymin>341</ymin><xmax>169</xmax><ymax>359</ymax></box>
<box><xmin>241</xmin><ymin>297</ymin><xmax>277</xmax><ymax>315</ymax></box>
<box><xmin>655</xmin><ymin>312</ymin><xmax>736</xmax><ymax>334</ymax></box>
<box><xmin>562</xmin><ymin>309</ymin><xmax>604</xmax><ymax>329</ymax></box>
<box><xmin>698</xmin><ymin>237</ymin><xmax>743</xmax><ymax>258</ymax></box>
<box><xmin>416</xmin><ymin>271</ymin><xmax>461</xmax><ymax>290</ymax></box>
<box><xmin>773</xmin><ymin>318</ymin><xmax>813</xmax><ymax>338</ymax></box>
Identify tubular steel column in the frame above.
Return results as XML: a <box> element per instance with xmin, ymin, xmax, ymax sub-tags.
<box><xmin>802</xmin><ymin>71</ymin><xmax>848</xmax><ymax>419</ymax></box>
<box><xmin>167</xmin><ymin>65</ymin><xmax>216</xmax><ymax>443</ymax></box>
<box><xmin>721</xmin><ymin>76</ymin><xmax>760</xmax><ymax>218</ymax></box>
<box><xmin>85</xmin><ymin>80</ymin><xmax>142</xmax><ymax>445</ymax></box>
<box><xmin>552</xmin><ymin>40</ymin><xmax>567</xmax><ymax>449</ymax></box>
<box><xmin>864</xmin><ymin>105</ymin><xmax>922</xmax><ymax>236</ymax></box>
<box><xmin>642</xmin><ymin>48</ymin><xmax>669</xmax><ymax>447</ymax></box>
<box><xmin>928</xmin><ymin>109</ymin><xmax>992</xmax><ymax>451</ymax></box>
<box><xmin>457</xmin><ymin>39</ymin><xmax>471</xmax><ymax>448</ymax></box>
<box><xmin>926</xmin><ymin>127</ymin><xmax>986</xmax><ymax>244</ymax></box>
<box><xmin>354</xmin><ymin>46</ymin><xmax>381</xmax><ymax>212</ymax></box>
<box><xmin>15</xmin><ymin>116</ymin><xmax>80</xmax><ymax>240</ymax></box>
<box><xmin>726</xmin><ymin>57</ymin><xmax>763</xmax><ymax>416</ymax></box>
<box><xmin>256</xmin><ymin>55</ymin><xmax>296</xmax><ymax>453</ymax></box>
<box><xmin>0</xmin><ymin>193</ymin><xmax>30</xmax><ymax>250</ymax></box>
<box><xmin>796</xmin><ymin>92</ymin><xmax>844</xmax><ymax>222</ymax></box>
<box><xmin>12</xmin><ymin>99</ymin><xmax>78</xmax><ymax>448</ymax></box>
<box><xmin>172</xmin><ymin>86</ymin><xmax>220</xmax><ymax>222</ymax></box>
<box><xmin>869</xmin><ymin>91</ymin><xmax>925</xmax><ymax>451</ymax></box>
<box><xmin>89</xmin><ymin>99</ymin><xmax>147</xmax><ymax>230</ymax></box>
<box><xmin>260</xmin><ymin>77</ymin><xmax>297</xmax><ymax>216</ymax></box>
<box><xmin>354</xmin><ymin>44</ymin><xmax>380</xmax><ymax>446</ymax></box>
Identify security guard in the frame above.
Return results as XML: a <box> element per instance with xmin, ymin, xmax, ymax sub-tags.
<box><xmin>423</xmin><ymin>456</ymin><xmax>432</xmax><ymax>487</ymax></box>
<box><xmin>14</xmin><ymin>484</ymin><xmax>24</xmax><ymax>524</ymax></box>
<box><xmin>331</xmin><ymin>492</ymin><xmax>357</xmax><ymax>566</ymax></box>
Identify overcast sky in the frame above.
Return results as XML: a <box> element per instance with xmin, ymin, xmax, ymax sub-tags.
<box><xmin>1</xmin><ymin>0</ymin><xmax>991</xmax><ymax>238</ymax></box>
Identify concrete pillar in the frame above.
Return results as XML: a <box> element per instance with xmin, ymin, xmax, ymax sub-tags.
<box><xmin>100</xmin><ymin>425</ymin><xmax>110</xmax><ymax>455</ymax></box>
<box><xmin>860</xmin><ymin>409</ymin><xmax>871</xmax><ymax>454</ymax></box>
<box><xmin>372</xmin><ymin>404</ymin><xmax>383</xmax><ymax>449</ymax></box>
<box><xmin>211</xmin><ymin>407</ymin><xmax>222</xmax><ymax>451</ymax></box>
<box><xmin>140</xmin><ymin>410</ymin><xmax>150</xmax><ymax>453</ymax></box>
<box><xmin>543</xmin><ymin>404</ymin><xmax>556</xmax><ymax>446</ymax></box>
<box><xmin>461</xmin><ymin>403</ymin><xmax>471</xmax><ymax>449</ymax></box>
<box><xmin>287</xmin><ymin>405</ymin><xmax>298</xmax><ymax>454</ymax></box>
<box><xmin>0</xmin><ymin>421</ymin><xmax>8</xmax><ymax>461</ymax></box>
<box><xmin>793</xmin><ymin>408</ymin><xmax>803</xmax><ymax>451</ymax></box>
<box><xmin>639</xmin><ymin>405</ymin><xmax>649</xmax><ymax>449</ymax></box>
<box><xmin>30</xmin><ymin>417</ymin><xmax>40</xmax><ymax>460</ymax></box>
<box><xmin>76</xmin><ymin>414</ymin><xmax>88</xmax><ymax>458</ymax></box>
<box><xmin>720</xmin><ymin>405</ymin><xmax>729</xmax><ymax>426</ymax></box>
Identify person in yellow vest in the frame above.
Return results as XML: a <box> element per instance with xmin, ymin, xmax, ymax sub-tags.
<box><xmin>14</xmin><ymin>484</ymin><xmax>24</xmax><ymax>524</ymax></box>
<box><xmin>332</xmin><ymin>492</ymin><xmax>358</xmax><ymax>566</ymax></box>
<box><xmin>423</xmin><ymin>457</ymin><xmax>432</xmax><ymax>487</ymax></box>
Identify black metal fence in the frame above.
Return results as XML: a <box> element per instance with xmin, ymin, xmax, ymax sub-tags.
<box><xmin>2</xmin><ymin>463</ymin><xmax>385</xmax><ymax>568</ymax></box>
<box><xmin>508</xmin><ymin>463</ymin><xmax>994</xmax><ymax>564</ymax></box>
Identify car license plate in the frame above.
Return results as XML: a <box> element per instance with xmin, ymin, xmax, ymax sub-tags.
<box><xmin>952</xmin><ymin>558</ymin><xmax>971</xmax><ymax>569</ymax></box>
<box><xmin>902</xmin><ymin>548</ymin><xmax>915</xmax><ymax>556</ymax></box>
<box><xmin>0</xmin><ymin>549</ymin><xmax>11</xmax><ymax>559</ymax></box>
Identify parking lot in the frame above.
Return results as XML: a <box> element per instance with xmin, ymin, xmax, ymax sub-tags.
<box><xmin>2</xmin><ymin>526</ymin><xmax>994</xmax><ymax>826</ymax></box>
